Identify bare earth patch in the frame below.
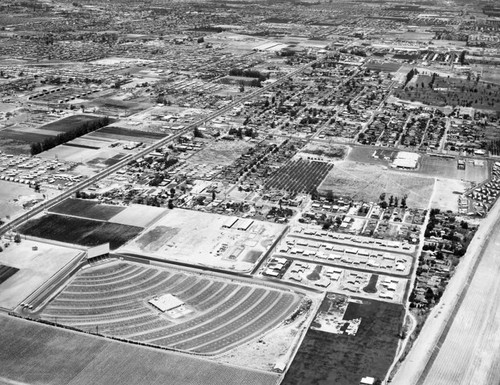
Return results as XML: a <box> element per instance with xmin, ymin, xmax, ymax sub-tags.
<box><xmin>318</xmin><ymin>161</ymin><xmax>435</xmax><ymax>209</ymax></box>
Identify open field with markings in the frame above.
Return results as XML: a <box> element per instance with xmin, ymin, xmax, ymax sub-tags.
<box><xmin>34</xmin><ymin>260</ymin><xmax>303</xmax><ymax>355</ymax></box>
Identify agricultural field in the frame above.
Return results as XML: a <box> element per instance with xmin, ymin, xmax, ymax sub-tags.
<box><xmin>0</xmin><ymin>239</ymin><xmax>81</xmax><ymax>309</ymax></box>
<box><xmin>18</xmin><ymin>214</ymin><xmax>142</xmax><ymax>250</ymax></box>
<box><xmin>0</xmin><ymin>264</ymin><xmax>19</xmax><ymax>285</ymax></box>
<box><xmin>49</xmin><ymin>198</ymin><xmax>126</xmax><ymax>221</ymax></box>
<box><xmin>90</xmin><ymin>125</ymin><xmax>167</xmax><ymax>142</ymax></box>
<box><xmin>0</xmin><ymin>313</ymin><xmax>280</xmax><ymax>385</ymax></box>
<box><xmin>318</xmin><ymin>161</ymin><xmax>435</xmax><ymax>209</ymax></box>
<box><xmin>265</xmin><ymin>159</ymin><xmax>334</xmax><ymax>194</ymax></box>
<box><xmin>0</xmin><ymin>127</ymin><xmax>53</xmax><ymax>154</ymax></box>
<box><xmin>283</xmin><ymin>296</ymin><xmax>405</xmax><ymax>385</ymax></box>
<box><xmin>120</xmin><ymin>209</ymin><xmax>284</xmax><ymax>272</ymax></box>
<box><xmin>365</xmin><ymin>61</ymin><xmax>401</xmax><ymax>73</ymax></box>
<box><xmin>35</xmin><ymin>260</ymin><xmax>304</xmax><ymax>356</ymax></box>
<box><xmin>37</xmin><ymin>114</ymin><xmax>110</xmax><ymax>133</ymax></box>
<box><xmin>87</xmin><ymin>97</ymin><xmax>153</xmax><ymax>117</ymax></box>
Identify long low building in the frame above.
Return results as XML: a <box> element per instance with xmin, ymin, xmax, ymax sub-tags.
<box><xmin>392</xmin><ymin>151</ymin><xmax>420</xmax><ymax>169</ymax></box>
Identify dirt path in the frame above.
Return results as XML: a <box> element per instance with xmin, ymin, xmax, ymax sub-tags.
<box><xmin>390</xmin><ymin>198</ymin><xmax>500</xmax><ymax>385</ymax></box>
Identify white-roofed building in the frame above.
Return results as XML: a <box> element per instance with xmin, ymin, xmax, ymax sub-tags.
<box><xmin>392</xmin><ymin>151</ymin><xmax>420</xmax><ymax>169</ymax></box>
<box><xmin>149</xmin><ymin>294</ymin><xmax>184</xmax><ymax>312</ymax></box>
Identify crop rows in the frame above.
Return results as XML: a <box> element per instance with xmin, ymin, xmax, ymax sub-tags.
<box><xmin>265</xmin><ymin>159</ymin><xmax>334</xmax><ymax>193</ymax></box>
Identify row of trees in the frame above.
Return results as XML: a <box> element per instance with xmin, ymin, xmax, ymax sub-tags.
<box><xmin>404</xmin><ymin>68</ymin><xmax>418</xmax><ymax>88</ymax></box>
<box><xmin>229</xmin><ymin>68</ymin><xmax>268</xmax><ymax>82</ymax></box>
<box><xmin>379</xmin><ymin>193</ymin><xmax>407</xmax><ymax>209</ymax></box>
<box><xmin>30</xmin><ymin>117</ymin><xmax>112</xmax><ymax>155</ymax></box>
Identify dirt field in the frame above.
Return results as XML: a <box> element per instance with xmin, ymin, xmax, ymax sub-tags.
<box><xmin>347</xmin><ymin>146</ymin><xmax>392</xmax><ymax>165</ymax></box>
<box><xmin>188</xmin><ymin>140</ymin><xmax>253</xmax><ymax>166</ymax></box>
<box><xmin>121</xmin><ymin>209</ymin><xmax>284</xmax><ymax>272</ymax></box>
<box><xmin>38</xmin><ymin>134</ymin><xmax>129</xmax><ymax>170</ymax></box>
<box><xmin>0</xmin><ymin>314</ymin><xmax>279</xmax><ymax>385</ymax></box>
<box><xmin>0</xmin><ymin>180</ymin><xmax>48</xmax><ymax>220</ymax></box>
<box><xmin>283</xmin><ymin>297</ymin><xmax>405</xmax><ymax>385</ymax></box>
<box><xmin>301</xmin><ymin>143</ymin><xmax>348</xmax><ymax>160</ymax></box>
<box><xmin>318</xmin><ymin>161</ymin><xmax>435</xmax><ymax>209</ymax></box>
<box><xmin>108</xmin><ymin>204</ymin><xmax>167</xmax><ymax>227</ymax></box>
<box><xmin>431</xmin><ymin>178</ymin><xmax>470</xmax><ymax>212</ymax></box>
<box><xmin>0</xmin><ymin>240</ymin><xmax>80</xmax><ymax>309</ymax></box>
<box><xmin>416</xmin><ymin>156</ymin><xmax>488</xmax><ymax>183</ymax></box>
<box><xmin>19</xmin><ymin>214</ymin><xmax>142</xmax><ymax>250</ymax></box>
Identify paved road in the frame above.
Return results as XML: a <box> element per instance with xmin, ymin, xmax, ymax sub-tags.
<box><xmin>0</xmin><ymin>59</ymin><xmax>320</xmax><ymax>237</ymax></box>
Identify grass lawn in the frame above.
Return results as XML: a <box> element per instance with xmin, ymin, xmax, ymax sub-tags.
<box><xmin>283</xmin><ymin>298</ymin><xmax>405</xmax><ymax>385</ymax></box>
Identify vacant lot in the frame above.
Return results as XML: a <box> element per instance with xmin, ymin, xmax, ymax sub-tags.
<box><xmin>348</xmin><ymin>146</ymin><xmax>392</xmax><ymax>164</ymax></box>
<box><xmin>0</xmin><ymin>314</ymin><xmax>279</xmax><ymax>385</ymax></box>
<box><xmin>431</xmin><ymin>178</ymin><xmax>470</xmax><ymax>212</ymax></box>
<box><xmin>108</xmin><ymin>204</ymin><xmax>166</xmax><ymax>227</ymax></box>
<box><xmin>318</xmin><ymin>161</ymin><xmax>435</xmax><ymax>209</ymax></box>
<box><xmin>0</xmin><ymin>180</ymin><xmax>47</xmax><ymax>220</ymax></box>
<box><xmin>19</xmin><ymin>214</ymin><xmax>142</xmax><ymax>249</ymax></box>
<box><xmin>188</xmin><ymin>140</ymin><xmax>253</xmax><ymax>166</ymax></box>
<box><xmin>37</xmin><ymin>115</ymin><xmax>109</xmax><ymax>133</ymax></box>
<box><xmin>49</xmin><ymin>198</ymin><xmax>126</xmax><ymax>221</ymax></box>
<box><xmin>416</xmin><ymin>156</ymin><xmax>488</xmax><ymax>183</ymax></box>
<box><xmin>283</xmin><ymin>298</ymin><xmax>405</xmax><ymax>385</ymax></box>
